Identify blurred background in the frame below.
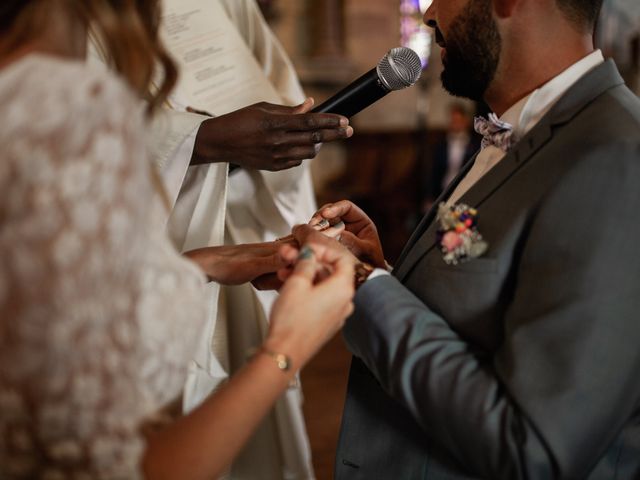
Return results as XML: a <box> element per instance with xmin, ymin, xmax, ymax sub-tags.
<box><xmin>255</xmin><ymin>1</ymin><xmax>640</xmax><ymax>477</ymax></box>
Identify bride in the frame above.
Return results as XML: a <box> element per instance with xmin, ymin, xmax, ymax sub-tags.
<box><xmin>0</xmin><ymin>0</ymin><xmax>353</xmax><ymax>478</ymax></box>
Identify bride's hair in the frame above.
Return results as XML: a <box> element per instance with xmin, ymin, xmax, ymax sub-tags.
<box><xmin>0</xmin><ymin>0</ymin><xmax>177</xmax><ymax>113</ymax></box>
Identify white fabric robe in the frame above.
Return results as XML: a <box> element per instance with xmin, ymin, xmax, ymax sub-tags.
<box><xmin>151</xmin><ymin>1</ymin><xmax>317</xmax><ymax>478</ymax></box>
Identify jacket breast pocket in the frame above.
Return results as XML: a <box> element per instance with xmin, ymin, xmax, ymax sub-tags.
<box><xmin>405</xmin><ymin>249</ymin><xmax>506</xmax><ymax>350</ymax></box>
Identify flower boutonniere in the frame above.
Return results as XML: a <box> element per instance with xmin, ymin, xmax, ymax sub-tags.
<box><xmin>436</xmin><ymin>203</ymin><xmax>488</xmax><ymax>265</ymax></box>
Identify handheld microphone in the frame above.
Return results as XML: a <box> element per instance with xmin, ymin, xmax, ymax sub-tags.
<box><xmin>312</xmin><ymin>47</ymin><xmax>423</xmax><ymax>118</ymax></box>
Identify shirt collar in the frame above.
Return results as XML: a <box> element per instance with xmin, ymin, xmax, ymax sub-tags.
<box><xmin>499</xmin><ymin>49</ymin><xmax>605</xmax><ymax>138</ymax></box>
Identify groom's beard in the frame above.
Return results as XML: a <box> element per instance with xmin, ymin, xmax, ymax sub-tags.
<box><xmin>440</xmin><ymin>0</ymin><xmax>501</xmax><ymax>102</ymax></box>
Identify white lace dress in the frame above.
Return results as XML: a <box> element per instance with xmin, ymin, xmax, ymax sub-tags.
<box><xmin>0</xmin><ymin>55</ymin><xmax>207</xmax><ymax>479</ymax></box>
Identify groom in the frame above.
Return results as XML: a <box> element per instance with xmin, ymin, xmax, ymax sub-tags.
<box><xmin>292</xmin><ymin>0</ymin><xmax>640</xmax><ymax>478</ymax></box>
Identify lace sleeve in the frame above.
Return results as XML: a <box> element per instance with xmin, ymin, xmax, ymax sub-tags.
<box><xmin>0</xmin><ymin>58</ymin><xmax>169</xmax><ymax>479</ymax></box>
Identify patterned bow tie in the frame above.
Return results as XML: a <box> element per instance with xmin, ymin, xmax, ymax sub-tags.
<box><xmin>474</xmin><ymin>113</ymin><xmax>515</xmax><ymax>152</ymax></box>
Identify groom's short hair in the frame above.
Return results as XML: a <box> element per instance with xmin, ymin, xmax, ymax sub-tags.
<box><xmin>556</xmin><ymin>0</ymin><xmax>603</xmax><ymax>32</ymax></box>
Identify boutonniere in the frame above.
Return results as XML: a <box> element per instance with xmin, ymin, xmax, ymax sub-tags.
<box><xmin>436</xmin><ymin>203</ymin><xmax>488</xmax><ymax>265</ymax></box>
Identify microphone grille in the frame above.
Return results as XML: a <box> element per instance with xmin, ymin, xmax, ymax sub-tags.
<box><xmin>376</xmin><ymin>47</ymin><xmax>423</xmax><ymax>91</ymax></box>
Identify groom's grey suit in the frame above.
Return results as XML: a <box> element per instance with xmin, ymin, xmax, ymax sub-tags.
<box><xmin>335</xmin><ymin>60</ymin><xmax>640</xmax><ymax>479</ymax></box>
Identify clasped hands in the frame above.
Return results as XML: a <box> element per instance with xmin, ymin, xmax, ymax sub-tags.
<box><xmin>184</xmin><ymin>200</ymin><xmax>386</xmax><ymax>291</ymax></box>
<box><xmin>183</xmin><ymin>200</ymin><xmax>385</xmax><ymax>367</ymax></box>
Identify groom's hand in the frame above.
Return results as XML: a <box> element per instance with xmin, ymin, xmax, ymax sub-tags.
<box><xmin>309</xmin><ymin>200</ymin><xmax>386</xmax><ymax>269</ymax></box>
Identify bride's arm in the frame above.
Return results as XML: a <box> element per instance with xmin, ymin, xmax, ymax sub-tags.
<box><xmin>143</xmin><ymin>244</ymin><xmax>354</xmax><ymax>480</ymax></box>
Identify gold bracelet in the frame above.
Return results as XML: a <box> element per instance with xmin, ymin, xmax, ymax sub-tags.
<box><xmin>246</xmin><ymin>347</ymin><xmax>292</xmax><ymax>372</ymax></box>
<box><xmin>263</xmin><ymin>349</ymin><xmax>291</xmax><ymax>372</ymax></box>
<box><xmin>246</xmin><ymin>347</ymin><xmax>298</xmax><ymax>388</ymax></box>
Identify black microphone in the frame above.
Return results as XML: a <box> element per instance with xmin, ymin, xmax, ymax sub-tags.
<box><xmin>312</xmin><ymin>47</ymin><xmax>423</xmax><ymax>118</ymax></box>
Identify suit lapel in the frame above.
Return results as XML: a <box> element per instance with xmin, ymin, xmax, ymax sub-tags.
<box><xmin>393</xmin><ymin>124</ymin><xmax>552</xmax><ymax>281</ymax></box>
<box><xmin>393</xmin><ymin>60</ymin><xmax>625</xmax><ymax>283</ymax></box>
<box><xmin>394</xmin><ymin>154</ymin><xmax>478</xmax><ymax>268</ymax></box>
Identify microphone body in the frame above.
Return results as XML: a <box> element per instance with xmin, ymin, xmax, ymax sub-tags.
<box><xmin>310</xmin><ymin>47</ymin><xmax>423</xmax><ymax>119</ymax></box>
<box><xmin>311</xmin><ymin>69</ymin><xmax>389</xmax><ymax>117</ymax></box>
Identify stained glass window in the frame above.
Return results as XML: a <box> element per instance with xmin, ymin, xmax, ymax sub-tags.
<box><xmin>400</xmin><ymin>0</ymin><xmax>433</xmax><ymax>67</ymax></box>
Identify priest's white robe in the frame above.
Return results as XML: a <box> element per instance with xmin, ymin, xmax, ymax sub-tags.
<box><xmin>151</xmin><ymin>1</ymin><xmax>317</xmax><ymax>479</ymax></box>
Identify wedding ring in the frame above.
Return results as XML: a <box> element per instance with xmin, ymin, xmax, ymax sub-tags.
<box><xmin>315</xmin><ymin>219</ymin><xmax>331</xmax><ymax>230</ymax></box>
<box><xmin>297</xmin><ymin>245</ymin><xmax>314</xmax><ymax>260</ymax></box>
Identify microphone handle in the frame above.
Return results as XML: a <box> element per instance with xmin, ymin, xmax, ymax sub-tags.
<box><xmin>311</xmin><ymin>68</ymin><xmax>391</xmax><ymax>118</ymax></box>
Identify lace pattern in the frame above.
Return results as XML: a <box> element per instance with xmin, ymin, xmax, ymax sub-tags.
<box><xmin>0</xmin><ymin>56</ymin><xmax>206</xmax><ymax>478</ymax></box>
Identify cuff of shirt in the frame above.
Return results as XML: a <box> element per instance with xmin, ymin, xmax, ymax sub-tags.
<box><xmin>367</xmin><ymin>268</ymin><xmax>391</xmax><ymax>282</ymax></box>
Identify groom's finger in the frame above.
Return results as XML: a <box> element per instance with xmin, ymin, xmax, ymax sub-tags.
<box><xmin>333</xmin><ymin>231</ymin><xmax>363</xmax><ymax>257</ymax></box>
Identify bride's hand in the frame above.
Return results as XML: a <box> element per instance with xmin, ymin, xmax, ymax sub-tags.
<box><xmin>265</xmin><ymin>235</ymin><xmax>355</xmax><ymax>369</ymax></box>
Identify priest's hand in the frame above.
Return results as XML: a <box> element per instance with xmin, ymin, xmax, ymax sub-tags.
<box><xmin>191</xmin><ymin>98</ymin><xmax>353</xmax><ymax>171</ymax></box>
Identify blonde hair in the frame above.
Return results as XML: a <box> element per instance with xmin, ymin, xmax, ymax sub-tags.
<box><xmin>1</xmin><ymin>0</ymin><xmax>177</xmax><ymax>113</ymax></box>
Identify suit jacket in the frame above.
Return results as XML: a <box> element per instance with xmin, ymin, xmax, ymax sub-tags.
<box><xmin>335</xmin><ymin>60</ymin><xmax>640</xmax><ymax>479</ymax></box>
